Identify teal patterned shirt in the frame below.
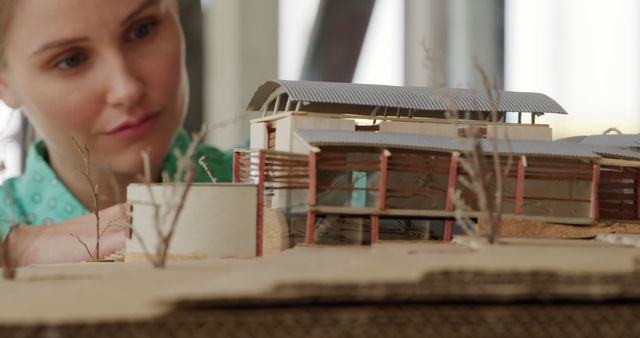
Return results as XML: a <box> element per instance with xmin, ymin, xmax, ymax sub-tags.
<box><xmin>0</xmin><ymin>130</ymin><xmax>232</xmax><ymax>238</ymax></box>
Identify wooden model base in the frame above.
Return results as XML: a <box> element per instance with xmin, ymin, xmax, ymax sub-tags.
<box><xmin>4</xmin><ymin>237</ymin><xmax>640</xmax><ymax>337</ymax></box>
<box><xmin>478</xmin><ymin>218</ymin><xmax>640</xmax><ymax>239</ymax></box>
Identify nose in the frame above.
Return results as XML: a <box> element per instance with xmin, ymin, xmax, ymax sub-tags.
<box><xmin>105</xmin><ymin>54</ymin><xmax>144</xmax><ymax>110</ymax></box>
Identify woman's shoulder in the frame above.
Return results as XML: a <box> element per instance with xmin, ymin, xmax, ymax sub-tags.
<box><xmin>0</xmin><ymin>176</ymin><xmax>23</xmax><ymax>237</ymax></box>
<box><xmin>0</xmin><ymin>177</ymin><xmax>16</xmax><ymax>215</ymax></box>
<box><xmin>163</xmin><ymin>130</ymin><xmax>234</xmax><ymax>183</ymax></box>
<box><xmin>1</xmin><ymin>141</ymin><xmax>86</xmax><ymax>233</ymax></box>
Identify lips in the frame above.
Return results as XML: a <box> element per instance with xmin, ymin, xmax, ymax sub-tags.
<box><xmin>105</xmin><ymin>112</ymin><xmax>160</xmax><ymax>139</ymax></box>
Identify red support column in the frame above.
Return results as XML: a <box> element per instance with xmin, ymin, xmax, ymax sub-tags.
<box><xmin>591</xmin><ymin>164</ymin><xmax>601</xmax><ymax>221</ymax></box>
<box><xmin>305</xmin><ymin>211</ymin><xmax>316</xmax><ymax>244</ymax></box>
<box><xmin>370</xmin><ymin>216</ymin><xmax>380</xmax><ymax>244</ymax></box>
<box><xmin>442</xmin><ymin>223</ymin><xmax>453</xmax><ymax>241</ymax></box>
<box><xmin>305</xmin><ymin>151</ymin><xmax>318</xmax><ymax>245</ymax></box>
<box><xmin>373</xmin><ymin>150</ymin><xmax>389</xmax><ymax>245</ymax></box>
<box><xmin>515</xmin><ymin>156</ymin><xmax>526</xmax><ymax>215</ymax></box>
<box><xmin>378</xmin><ymin>151</ymin><xmax>389</xmax><ymax>210</ymax></box>
<box><xmin>444</xmin><ymin>153</ymin><xmax>459</xmax><ymax>241</ymax></box>
<box><xmin>636</xmin><ymin>169</ymin><xmax>640</xmax><ymax>220</ymax></box>
<box><xmin>308</xmin><ymin>151</ymin><xmax>318</xmax><ymax>206</ymax></box>
<box><xmin>232</xmin><ymin>151</ymin><xmax>241</xmax><ymax>183</ymax></box>
<box><xmin>256</xmin><ymin>150</ymin><xmax>266</xmax><ymax>256</ymax></box>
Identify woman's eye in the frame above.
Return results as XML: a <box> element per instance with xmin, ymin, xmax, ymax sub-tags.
<box><xmin>127</xmin><ymin>20</ymin><xmax>158</xmax><ymax>41</ymax></box>
<box><xmin>54</xmin><ymin>53</ymin><xmax>87</xmax><ymax>70</ymax></box>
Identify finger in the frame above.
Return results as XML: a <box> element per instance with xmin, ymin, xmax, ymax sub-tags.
<box><xmin>114</xmin><ymin>202</ymin><xmax>131</xmax><ymax>215</ymax></box>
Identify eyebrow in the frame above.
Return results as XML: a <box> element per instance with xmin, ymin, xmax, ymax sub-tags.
<box><xmin>121</xmin><ymin>0</ymin><xmax>162</xmax><ymax>27</ymax></box>
<box><xmin>30</xmin><ymin>37</ymin><xmax>89</xmax><ymax>58</ymax></box>
<box><xmin>29</xmin><ymin>0</ymin><xmax>161</xmax><ymax>58</ymax></box>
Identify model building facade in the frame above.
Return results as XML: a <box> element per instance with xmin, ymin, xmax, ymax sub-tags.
<box><xmin>234</xmin><ymin>80</ymin><xmax>640</xmax><ymax>255</ymax></box>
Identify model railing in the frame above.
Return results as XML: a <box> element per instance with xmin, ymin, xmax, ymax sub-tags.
<box><xmin>233</xmin><ymin>149</ymin><xmax>309</xmax><ymax>189</ymax></box>
<box><xmin>233</xmin><ymin>149</ymin><xmax>309</xmax><ymax>255</ymax></box>
<box><xmin>456</xmin><ymin>158</ymin><xmax>595</xmax><ymax>218</ymax></box>
<box><xmin>306</xmin><ymin>148</ymin><xmax>602</xmax><ymax>243</ymax></box>
<box><xmin>305</xmin><ymin>148</ymin><xmax>460</xmax><ymax>243</ymax></box>
<box><xmin>234</xmin><ymin>147</ymin><xmax>636</xmax><ymax>251</ymax></box>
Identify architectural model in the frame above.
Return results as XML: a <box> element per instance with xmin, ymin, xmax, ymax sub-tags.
<box><xmin>233</xmin><ymin>80</ymin><xmax>640</xmax><ymax>256</ymax></box>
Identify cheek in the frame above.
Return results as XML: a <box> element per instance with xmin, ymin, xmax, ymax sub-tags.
<box><xmin>52</xmin><ymin>89</ymin><xmax>102</xmax><ymax>128</ymax></box>
<box><xmin>18</xmin><ymin>73</ymin><xmax>102</xmax><ymax>135</ymax></box>
<box><xmin>136</xmin><ymin>38</ymin><xmax>183</xmax><ymax>106</ymax></box>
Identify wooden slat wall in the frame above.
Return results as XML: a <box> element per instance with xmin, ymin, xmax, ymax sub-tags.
<box><xmin>599</xmin><ymin>166</ymin><xmax>640</xmax><ymax>220</ymax></box>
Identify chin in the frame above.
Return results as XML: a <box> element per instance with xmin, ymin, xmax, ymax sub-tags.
<box><xmin>105</xmin><ymin>153</ymin><xmax>146</xmax><ymax>177</ymax></box>
<box><xmin>106</xmin><ymin>137</ymin><xmax>173</xmax><ymax>179</ymax></box>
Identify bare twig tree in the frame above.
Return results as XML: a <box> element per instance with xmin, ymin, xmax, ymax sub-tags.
<box><xmin>69</xmin><ymin>138</ymin><xmax>131</xmax><ymax>261</ymax></box>
<box><xmin>421</xmin><ymin>47</ymin><xmax>513</xmax><ymax>243</ymax></box>
<box><xmin>69</xmin><ymin>138</ymin><xmax>104</xmax><ymax>260</ymax></box>
<box><xmin>129</xmin><ymin>127</ymin><xmax>207</xmax><ymax>268</ymax></box>
<box><xmin>455</xmin><ymin>60</ymin><xmax>513</xmax><ymax>244</ymax></box>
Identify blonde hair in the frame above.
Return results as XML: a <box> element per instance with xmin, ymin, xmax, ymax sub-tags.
<box><xmin>0</xmin><ymin>0</ymin><xmax>17</xmax><ymax>67</ymax></box>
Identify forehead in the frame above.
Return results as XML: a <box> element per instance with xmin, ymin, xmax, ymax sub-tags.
<box><xmin>7</xmin><ymin>0</ymin><xmax>159</xmax><ymax>49</ymax></box>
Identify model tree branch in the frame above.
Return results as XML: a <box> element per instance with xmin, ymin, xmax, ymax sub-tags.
<box><xmin>70</xmin><ymin>138</ymin><xmax>105</xmax><ymax>261</ymax></box>
<box><xmin>130</xmin><ymin>127</ymin><xmax>207</xmax><ymax>268</ymax></box>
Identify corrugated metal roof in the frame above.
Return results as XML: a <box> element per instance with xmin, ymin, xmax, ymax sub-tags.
<box><xmin>580</xmin><ymin>134</ymin><xmax>640</xmax><ymax>149</ymax></box>
<box><xmin>295</xmin><ymin>129</ymin><xmax>640</xmax><ymax>161</ymax></box>
<box><xmin>247</xmin><ymin>80</ymin><xmax>568</xmax><ymax>115</ymax></box>
<box><xmin>581</xmin><ymin>144</ymin><xmax>640</xmax><ymax>160</ymax></box>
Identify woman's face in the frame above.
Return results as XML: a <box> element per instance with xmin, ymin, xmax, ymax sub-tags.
<box><xmin>0</xmin><ymin>0</ymin><xmax>187</xmax><ymax>175</ymax></box>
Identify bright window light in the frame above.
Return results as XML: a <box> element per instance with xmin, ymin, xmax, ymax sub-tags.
<box><xmin>0</xmin><ymin>102</ymin><xmax>21</xmax><ymax>183</ymax></box>
<box><xmin>279</xmin><ymin>0</ymin><xmax>404</xmax><ymax>86</ymax></box>
<box><xmin>353</xmin><ymin>0</ymin><xmax>404</xmax><ymax>86</ymax></box>
<box><xmin>506</xmin><ymin>0</ymin><xmax>640</xmax><ymax>138</ymax></box>
<box><xmin>278</xmin><ymin>0</ymin><xmax>322</xmax><ymax>80</ymax></box>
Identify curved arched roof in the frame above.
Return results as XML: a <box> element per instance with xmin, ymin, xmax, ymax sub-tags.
<box><xmin>247</xmin><ymin>80</ymin><xmax>567</xmax><ymax>116</ymax></box>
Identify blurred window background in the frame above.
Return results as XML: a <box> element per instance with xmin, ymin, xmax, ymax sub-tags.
<box><xmin>0</xmin><ymin>103</ymin><xmax>22</xmax><ymax>183</ymax></box>
<box><xmin>279</xmin><ymin>0</ymin><xmax>403</xmax><ymax>85</ymax></box>
<box><xmin>1</xmin><ymin>0</ymin><xmax>639</xmax><ymax>183</ymax></box>
<box><xmin>505</xmin><ymin>0</ymin><xmax>640</xmax><ymax>138</ymax></box>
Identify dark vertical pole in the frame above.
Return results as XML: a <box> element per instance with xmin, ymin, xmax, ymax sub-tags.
<box><xmin>179</xmin><ymin>0</ymin><xmax>204</xmax><ymax>133</ymax></box>
<box><xmin>446</xmin><ymin>0</ymin><xmax>504</xmax><ymax>90</ymax></box>
<box><xmin>301</xmin><ymin>0</ymin><xmax>376</xmax><ymax>82</ymax></box>
<box><xmin>19</xmin><ymin>114</ymin><xmax>34</xmax><ymax>173</ymax></box>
